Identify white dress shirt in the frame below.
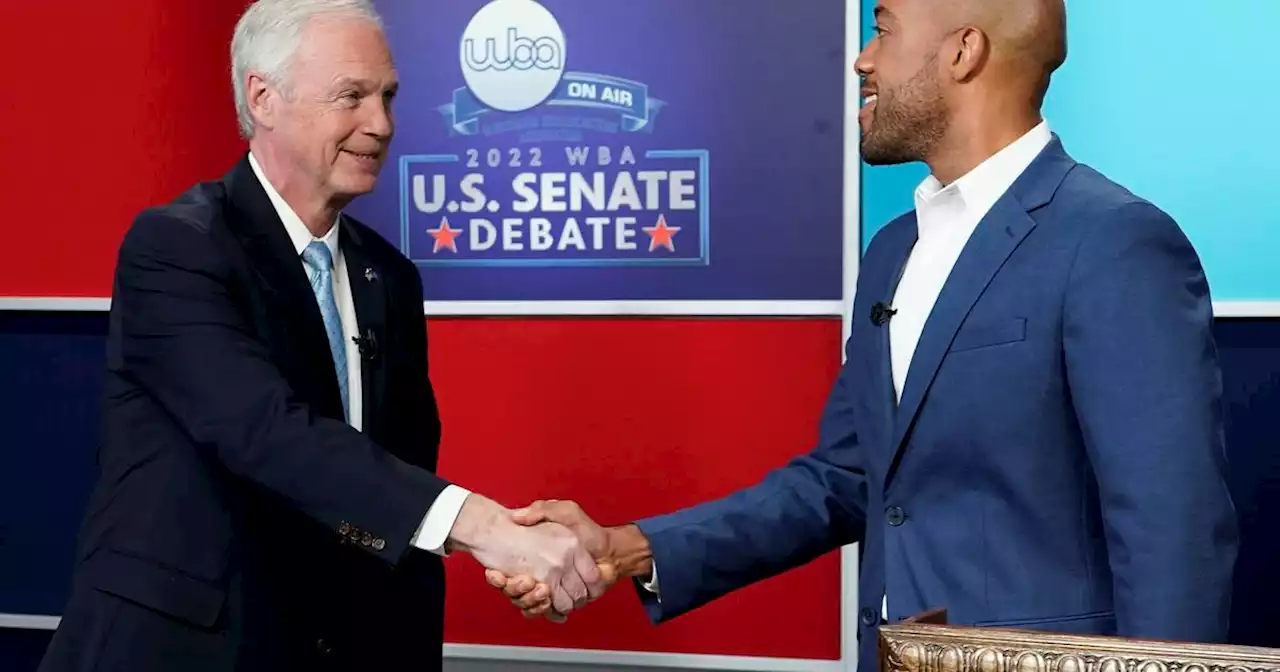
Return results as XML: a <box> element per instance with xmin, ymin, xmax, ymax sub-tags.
<box><xmin>881</xmin><ymin>121</ymin><xmax>1052</xmax><ymax>618</ymax></box>
<box><xmin>641</xmin><ymin>122</ymin><xmax>1053</xmax><ymax>614</ymax></box>
<box><xmin>248</xmin><ymin>153</ymin><xmax>469</xmax><ymax>557</ymax></box>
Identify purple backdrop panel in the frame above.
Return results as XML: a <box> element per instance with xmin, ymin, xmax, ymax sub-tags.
<box><xmin>346</xmin><ymin>0</ymin><xmax>847</xmax><ymax>302</ymax></box>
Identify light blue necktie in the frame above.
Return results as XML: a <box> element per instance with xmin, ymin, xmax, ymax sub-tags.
<box><xmin>301</xmin><ymin>241</ymin><xmax>349</xmax><ymax>422</ymax></box>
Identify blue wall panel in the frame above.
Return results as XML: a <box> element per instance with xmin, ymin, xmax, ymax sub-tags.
<box><xmin>0</xmin><ymin>313</ymin><xmax>102</xmax><ymax>615</ymax></box>
<box><xmin>1215</xmin><ymin>320</ymin><xmax>1280</xmax><ymax>647</ymax></box>
<box><xmin>0</xmin><ymin>629</ymin><xmax>55</xmax><ymax>672</ymax></box>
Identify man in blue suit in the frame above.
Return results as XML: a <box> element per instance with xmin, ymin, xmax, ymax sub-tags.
<box><xmin>38</xmin><ymin>1</ymin><xmax>602</xmax><ymax>671</ymax></box>
<box><xmin>487</xmin><ymin>0</ymin><xmax>1238</xmax><ymax>664</ymax></box>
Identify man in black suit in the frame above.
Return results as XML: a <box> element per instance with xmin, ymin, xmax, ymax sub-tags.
<box><xmin>37</xmin><ymin>1</ymin><xmax>603</xmax><ymax>670</ymax></box>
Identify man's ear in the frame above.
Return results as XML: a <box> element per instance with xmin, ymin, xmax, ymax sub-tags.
<box><xmin>945</xmin><ymin>26</ymin><xmax>989</xmax><ymax>83</ymax></box>
<box><xmin>245</xmin><ymin>71</ymin><xmax>277</xmax><ymax>132</ymax></box>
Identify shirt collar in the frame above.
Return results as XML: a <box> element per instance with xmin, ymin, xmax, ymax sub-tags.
<box><xmin>913</xmin><ymin>120</ymin><xmax>1053</xmax><ymax>224</ymax></box>
<box><xmin>247</xmin><ymin>152</ymin><xmax>341</xmax><ymax>260</ymax></box>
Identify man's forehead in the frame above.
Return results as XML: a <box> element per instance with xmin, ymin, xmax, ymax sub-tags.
<box><xmin>296</xmin><ymin>16</ymin><xmax>388</xmax><ymax>56</ymax></box>
<box><xmin>327</xmin><ymin>72</ymin><xmax>399</xmax><ymax>90</ymax></box>
<box><xmin>876</xmin><ymin>0</ymin><xmax>960</xmax><ymax>21</ymax></box>
<box><xmin>876</xmin><ymin>0</ymin><xmax>963</xmax><ymax>32</ymax></box>
<box><xmin>293</xmin><ymin>22</ymin><xmax>393</xmax><ymax>75</ymax></box>
<box><xmin>874</xmin><ymin>0</ymin><xmax>902</xmax><ymax>21</ymax></box>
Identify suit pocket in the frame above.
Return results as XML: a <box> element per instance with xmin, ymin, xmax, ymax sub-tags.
<box><xmin>949</xmin><ymin>317</ymin><xmax>1027</xmax><ymax>353</ymax></box>
<box><xmin>975</xmin><ymin>610</ymin><xmax>1116</xmax><ymax>632</ymax></box>
<box><xmin>83</xmin><ymin>548</ymin><xmax>226</xmax><ymax>628</ymax></box>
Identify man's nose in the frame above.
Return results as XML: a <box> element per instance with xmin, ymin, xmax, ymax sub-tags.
<box><xmin>854</xmin><ymin>43</ymin><xmax>875</xmax><ymax>77</ymax></box>
<box><xmin>365</xmin><ymin>98</ymin><xmax>393</xmax><ymax>138</ymax></box>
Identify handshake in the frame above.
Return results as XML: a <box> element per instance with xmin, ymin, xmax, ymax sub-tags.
<box><xmin>449</xmin><ymin>494</ymin><xmax>652</xmax><ymax>622</ymax></box>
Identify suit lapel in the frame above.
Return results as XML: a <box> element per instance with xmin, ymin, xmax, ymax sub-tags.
<box><xmin>223</xmin><ymin>156</ymin><xmax>346</xmax><ymax>417</ymax></box>
<box><xmin>339</xmin><ymin>222</ymin><xmax>388</xmax><ymax>434</ymax></box>
<box><xmin>874</xmin><ymin>223</ymin><xmax>918</xmax><ymax>432</ymax></box>
<box><xmin>883</xmin><ymin>136</ymin><xmax>1076</xmax><ymax>482</ymax></box>
<box><xmin>889</xmin><ymin>195</ymin><xmax>1036</xmax><ymax>446</ymax></box>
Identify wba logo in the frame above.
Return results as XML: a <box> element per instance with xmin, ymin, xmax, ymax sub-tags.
<box><xmin>459</xmin><ymin>0</ymin><xmax>566</xmax><ymax>112</ymax></box>
<box><xmin>463</xmin><ymin>27</ymin><xmax>564</xmax><ymax>72</ymax></box>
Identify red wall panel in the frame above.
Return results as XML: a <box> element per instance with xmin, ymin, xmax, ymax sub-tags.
<box><xmin>0</xmin><ymin>0</ymin><xmax>246</xmax><ymax>298</ymax></box>
<box><xmin>427</xmin><ymin>317</ymin><xmax>845</xmax><ymax>659</ymax></box>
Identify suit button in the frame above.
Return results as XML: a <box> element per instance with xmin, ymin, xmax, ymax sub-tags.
<box><xmin>860</xmin><ymin>607</ymin><xmax>877</xmax><ymax>626</ymax></box>
<box><xmin>360</xmin><ymin>532</ymin><xmax>373</xmax><ymax>546</ymax></box>
<box><xmin>337</xmin><ymin>522</ymin><xmax>351</xmax><ymax>535</ymax></box>
<box><xmin>886</xmin><ymin>506</ymin><xmax>906</xmax><ymax>526</ymax></box>
<box><xmin>372</xmin><ymin>538</ymin><xmax>386</xmax><ymax>551</ymax></box>
<box><xmin>316</xmin><ymin>638</ymin><xmax>332</xmax><ymax>655</ymax></box>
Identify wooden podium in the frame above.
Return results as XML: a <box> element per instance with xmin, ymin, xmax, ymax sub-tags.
<box><xmin>880</xmin><ymin>618</ymin><xmax>1280</xmax><ymax>672</ymax></box>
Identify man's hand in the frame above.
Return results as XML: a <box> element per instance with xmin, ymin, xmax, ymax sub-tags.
<box><xmin>484</xmin><ymin>499</ymin><xmax>652</xmax><ymax>621</ymax></box>
<box><xmin>447</xmin><ymin>494</ymin><xmax>604</xmax><ymax>615</ymax></box>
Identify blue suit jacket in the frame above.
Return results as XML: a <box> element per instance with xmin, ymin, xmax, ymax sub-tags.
<box><xmin>634</xmin><ymin>137</ymin><xmax>1238</xmax><ymax>668</ymax></box>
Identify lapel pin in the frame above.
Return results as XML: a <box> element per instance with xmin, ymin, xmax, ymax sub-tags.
<box><xmin>364</xmin><ymin>267</ymin><xmax>378</xmax><ymax>282</ymax></box>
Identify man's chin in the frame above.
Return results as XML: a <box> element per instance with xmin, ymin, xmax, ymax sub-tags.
<box><xmin>333</xmin><ymin>172</ymin><xmax>380</xmax><ymax>198</ymax></box>
<box><xmin>859</xmin><ymin>139</ymin><xmax>913</xmax><ymax>166</ymax></box>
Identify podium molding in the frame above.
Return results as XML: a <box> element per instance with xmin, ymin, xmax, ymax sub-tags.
<box><xmin>879</xmin><ymin>623</ymin><xmax>1280</xmax><ymax>672</ymax></box>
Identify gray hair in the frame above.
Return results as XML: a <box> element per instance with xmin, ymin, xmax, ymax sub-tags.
<box><xmin>230</xmin><ymin>0</ymin><xmax>384</xmax><ymax>139</ymax></box>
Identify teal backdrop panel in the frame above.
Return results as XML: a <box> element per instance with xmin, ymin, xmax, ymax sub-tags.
<box><xmin>859</xmin><ymin>0</ymin><xmax>1277</xmax><ymax>307</ymax></box>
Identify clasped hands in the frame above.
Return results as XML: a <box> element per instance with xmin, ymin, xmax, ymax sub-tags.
<box><xmin>465</xmin><ymin>498</ymin><xmax>631</xmax><ymax>623</ymax></box>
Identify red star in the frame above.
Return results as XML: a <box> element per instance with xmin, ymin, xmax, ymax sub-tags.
<box><xmin>427</xmin><ymin>217</ymin><xmax>461</xmax><ymax>253</ymax></box>
<box><xmin>642</xmin><ymin>214</ymin><xmax>680</xmax><ymax>252</ymax></box>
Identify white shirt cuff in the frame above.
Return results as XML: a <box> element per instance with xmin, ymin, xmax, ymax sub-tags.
<box><xmin>640</xmin><ymin>561</ymin><xmax>660</xmax><ymax>599</ymax></box>
<box><xmin>410</xmin><ymin>485</ymin><xmax>471</xmax><ymax>556</ymax></box>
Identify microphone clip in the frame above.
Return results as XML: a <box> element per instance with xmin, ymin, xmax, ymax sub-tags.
<box><xmin>870</xmin><ymin>302</ymin><xmax>897</xmax><ymax>326</ymax></box>
<box><xmin>352</xmin><ymin>330</ymin><xmax>379</xmax><ymax>362</ymax></box>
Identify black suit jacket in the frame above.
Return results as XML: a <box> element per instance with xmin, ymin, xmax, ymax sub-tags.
<box><xmin>40</xmin><ymin>156</ymin><xmax>452</xmax><ymax>672</ymax></box>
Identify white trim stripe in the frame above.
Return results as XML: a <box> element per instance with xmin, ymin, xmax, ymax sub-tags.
<box><xmin>6</xmin><ymin>298</ymin><xmax>1280</xmax><ymax>318</ymax></box>
<box><xmin>1209</xmin><ymin>301</ymin><xmax>1280</xmax><ymax>318</ymax></box>
<box><xmin>841</xmin><ymin>0</ymin><xmax>863</xmax><ymax>669</ymax></box>
<box><xmin>420</xmin><ymin>300</ymin><xmax>844</xmax><ymax>316</ymax></box>
<box><xmin>0</xmin><ymin>615</ymin><xmax>838</xmax><ymax>671</ymax></box>
<box><xmin>0</xmin><ymin>297</ymin><xmax>846</xmax><ymax>317</ymax></box>
<box><xmin>0</xmin><ymin>298</ymin><xmax>111</xmax><ymax>311</ymax></box>
<box><xmin>442</xmin><ymin>644</ymin><xmax>841</xmax><ymax>671</ymax></box>
<box><xmin>0</xmin><ymin>614</ymin><xmax>59</xmax><ymax>630</ymax></box>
